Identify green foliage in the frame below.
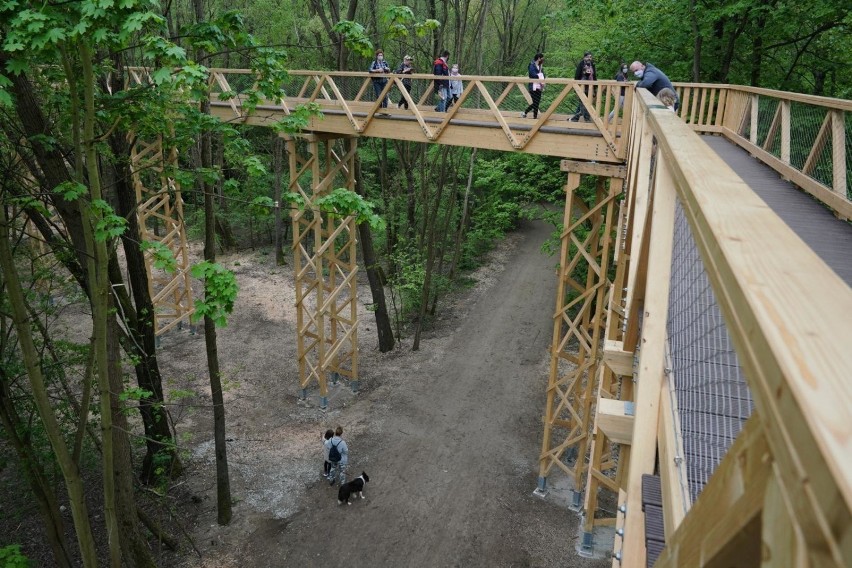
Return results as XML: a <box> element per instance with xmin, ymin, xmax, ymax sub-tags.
<box><xmin>273</xmin><ymin>103</ymin><xmax>323</xmax><ymax>135</ymax></box>
<box><xmin>314</xmin><ymin>188</ymin><xmax>385</xmax><ymax>230</ymax></box>
<box><xmin>54</xmin><ymin>181</ymin><xmax>88</xmax><ymax>202</ymax></box>
<box><xmin>386</xmin><ymin>244</ymin><xmax>425</xmax><ymax>317</ymax></box>
<box><xmin>141</xmin><ymin>241</ymin><xmax>177</xmax><ymax>273</ymax></box>
<box><xmin>90</xmin><ymin>199</ymin><xmax>127</xmax><ymax>241</ymax></box>
<box><xmin>0</xmin><ymin>544</ymin><xmax>31</xmax><ymax>568</ymax></box>
<box><xmin>332</xmin><ymin>20</ymin><xmax>374</xmax><ymax>58</ymax></box>
<box><xmin>190</xmin><ymin>261</ymin><xmax>239</xmax><ymax>327</ymax></box>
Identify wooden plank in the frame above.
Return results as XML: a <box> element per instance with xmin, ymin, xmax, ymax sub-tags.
<box><xmin>831</xmin><ymin>110</ymin><xmax>847</xmax><ymax>202</ymax></box>
<box><xmin>646</xmin><ymin>92</ymin><xmax>852</xmax><ymax>567</ymax></box>
<box><xmin>620</xmin><ymin>151</ymin><xmax>678</xmax><ymax>567</ymax></box>
<box><xmin>657</xmin><ymin>373</ymin><xmax>691</xmax><ymax>538</ymax></box>
<box><xmin>654</xmin><ymin>417</ymin><xmax>769</xmax><ymax>568</ymax></box>
<box><xmin>781</xmin><ymin>100</ymin><xmax>791</xmax><ymax>164</ymax></box>
<box><xmin>761</xmin><ymin>469</ymin><xmax>807</xmax><ymax>568</ymax></box>
<box><xmin>722</xmin><ymin>128</ymin><xmax>852</xmax><ymax>219</ymax></box>
<box><xmin>560</xmin><ymin>160</ymin><xmax>628</xmax><ymax>177</ymax></box>
<box><xmin>596</xmin><ymin>398</ymin><xmax>634</xmax><ymax>445</ymax></box>
<box><xmin>602</xmin><ymin>340</ymin><xmax>633</xmax><ymax>376</ymax></box>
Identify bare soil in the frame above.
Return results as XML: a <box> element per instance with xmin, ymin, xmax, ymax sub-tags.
<box><xmin>1</xmin><ymin>218</ymin><xmax>608</xmax><ymax>567</ymax></box>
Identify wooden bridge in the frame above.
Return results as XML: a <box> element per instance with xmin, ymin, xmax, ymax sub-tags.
<box><xmin>129</xmin><ymin>68</ymin><xmax>852</xmax><ymax>567</ymax></box>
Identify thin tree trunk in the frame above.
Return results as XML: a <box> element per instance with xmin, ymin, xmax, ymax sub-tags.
<box><xmin>412</xmin><ymin>147</ymin><xmax>450</xmax><ymax>350</ymax></box>
<box><xmin>690</xmin><ymin>0</ymin><xmax>702</xmax><ymax>81</ymax></box>
<box><xmin>354</xmin><ymin>150</ymin><xmax>395</xmax><ymax>352</ymax></box>
<box><xmin>273</xmin><ymin>133</ymin><xmax>287</xmax><ymax>265</ymax></box>
<box><xmin>0</xmin><ymin>206</ymin><xmax>98</xmax><ymax>567</ymax></box>
<box><xmin>449</xmin><ymin>147</ymin><xmax>476</xmax><ymax>280</ymax></box>
<box><xmin>195</xmin><ymin>0</ymin><xmax>233</xmax><ymax>524</ymax></box>
<box><xmin>0</xmin><ymin>372</ymin><xmax>74</xmax><ymax>568</ymax></box>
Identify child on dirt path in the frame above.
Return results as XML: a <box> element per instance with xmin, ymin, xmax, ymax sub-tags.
<box><xmin>322</xmin><ymin>429</ymin><xmax>334</xmax><ymax>479</ymax></box>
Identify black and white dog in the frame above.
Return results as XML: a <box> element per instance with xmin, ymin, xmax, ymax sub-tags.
<box><xmin>337</xmin><ymin>472</ymin><xmax>370</xmax><ymax>505</ymax></box>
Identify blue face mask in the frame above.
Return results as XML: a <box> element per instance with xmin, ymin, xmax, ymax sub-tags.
<box><xmin>633</xmin><ymin>69</ymin><xmax>644</xmax><ymax>79</ymax></box>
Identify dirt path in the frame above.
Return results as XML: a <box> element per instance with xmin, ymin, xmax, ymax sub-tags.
<box><xmin>164</xmin><ymin>218</ymin><xmax>606</xmax><ymax>567</ymax></box>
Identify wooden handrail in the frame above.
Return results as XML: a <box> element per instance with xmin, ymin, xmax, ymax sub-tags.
<box><xmin>618</xmin><ymin>88</ymin><xmax>852</xmax><ymax>568</ymax></box>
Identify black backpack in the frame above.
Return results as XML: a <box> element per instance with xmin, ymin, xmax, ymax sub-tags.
<box><xmin>328</xmin><ymin>440</ymin><xmax>342</xmax><ymax>463</ymax></box>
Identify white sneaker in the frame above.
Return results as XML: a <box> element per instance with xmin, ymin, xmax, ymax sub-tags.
<box><xmin>521</xmin><ymin>112</ymin><xmax>527</xmax><ymax>118</ymax></box>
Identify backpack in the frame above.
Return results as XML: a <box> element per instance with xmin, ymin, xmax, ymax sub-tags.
<box><xmin>328</xmin><ymin>440</ymin><xmax>342</xmax><ymax>463</ymax></box>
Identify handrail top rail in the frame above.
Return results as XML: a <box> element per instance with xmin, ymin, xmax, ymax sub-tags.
<box><xmin>636</xmin><ymin>86</ymin><xmax>852</xmax><ymax>513</ymax></box>
<box><xmin>673</xmin><ymin>81</ymin><xmax>852</xmax><ymax>110</ymax></box>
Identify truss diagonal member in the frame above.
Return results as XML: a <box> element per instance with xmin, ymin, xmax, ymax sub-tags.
<box><xmin>210</xmin><ymin>71</ymin><xmax>241</xmax><ymax>119</ymax></box>
<box><xmin>471</xmin><ymin>81</ymin><xmax>523</xmax><ymax>149</ymax></box>
<box><xmin>319</xmin><ymin>76</ymin><xmax>363</xmax><ymax>132</ymax></box>
<box><xmin>520</xmin><ymin>84</ymin><xmax>574</xmax><ymax>147</ymax></box>
<box><xmin>573</xmin><ymin>84</ymin><xmax>619</xmax><ymax>153</ymax></box>
<box><xmin>392</xmin><ymin>77</ymin><xmax>436</xmax><ymax>140</ymax></box>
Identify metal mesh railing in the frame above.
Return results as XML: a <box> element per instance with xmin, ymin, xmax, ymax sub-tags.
<box><xmin>666</xmin><ymin>197</ymin><xmax>754</xmax><ymax>503</ymax></box>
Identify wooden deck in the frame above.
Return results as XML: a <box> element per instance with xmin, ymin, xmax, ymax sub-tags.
<box><xmin>703</xmin><ymin>134</ymin><xmax>852</xmax><ymax>286</ymax></box>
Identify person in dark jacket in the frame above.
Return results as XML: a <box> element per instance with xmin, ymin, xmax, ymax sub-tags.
<box><xmin>571</xmin><ymin>51</ymin><xmax>596</xmax><ymax>122</ymax></box>
<box><xmin>522</xmin><ymin>52</ymin><xmax>545</xmax><ymax>119</ymax></box>
<box><xmin>433</xmin><ymin>50</ymin><xmax>450</xmax><ymax>112</ymax></box>
<box><xmin>394</xmin><ymin>55</ymin><xmax>414</xmax><ymax>109</ymax></box>
<box><xmin>630</xmin><ymin>61</ymin><xmax>679</xmax><ymax>110</ymax></box>
<box><xmin>608</xmin><ymin>61</ymin><xmax>629</xmax><ymax>120</ymax></box>
<box><xmin>369</xmin><ymin>48</ymin><xmax>391</xmax><ymax>108</ymax></box>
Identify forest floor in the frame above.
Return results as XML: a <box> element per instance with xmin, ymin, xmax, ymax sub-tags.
<box><xmin>1</xmin><ymin>218</ymin><xmax>611</xmax><ymax>567</ymax></box>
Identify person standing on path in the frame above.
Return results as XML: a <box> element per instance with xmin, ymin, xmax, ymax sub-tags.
<box><xmin>369</xmin><ymin>48</ymin><xmax>391</xmax><ymax>109</ymax></box>
<box><xmin>630</xmin><ymin>60</ymin><xmax>679</xmax><ymax>110</ymax></box>
<box><xmin>326</xmin><ymin>425</ymin><xmax>348</xmax><ymax>486</ymax></box>
<box><xmin>522</xmin><ymin>52</ymin><xmax>545</xmax><ymax>119</ymax></box>
<box><xmin>433</xmin><ymin>50</ymin><xmax>450</xmax><ymax>112</ymax></box>
<box><xmin>395</xmin><ymin>55</ymin><xmax>414</xmax><ymax>109</ymax></box>
<box><xmin>322</xmin><ymin>429</ymin><xmax>334</xmax><ymax>479</ymax></box>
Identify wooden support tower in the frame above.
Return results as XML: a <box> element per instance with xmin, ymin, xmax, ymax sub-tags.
<box><xmin>129</xmin><ymin>135</ymin><xmax>194</xmax><ymax>336</ymax></box>
<box><xmin>536</xmin><ymin>160</ymin><xmax>622</xmax><ymax>506</ymax></box>
<box><xmin>287</xmin><ymin>135</ymin><xmax>359</xmax><ymax>408</ymax></box>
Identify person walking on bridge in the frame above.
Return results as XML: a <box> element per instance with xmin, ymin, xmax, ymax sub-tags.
<box><xmin>433</xmin><ymin>50</ymin><xmax>450</xmax><ymax>112</ymax></box>
<box><xmin>369</xmin><ymin>48</ymin><xmax>391</xmax><ymax>109</ymax></box>
<box><xmin>522</xmin><ymin>52</ymin><xmax>545</xmax><ymax>119</ymax></box>
<box><xmin>630</xmin><ymin>61</ymin><xmax>679</xmax><ymax>110</ymax></box>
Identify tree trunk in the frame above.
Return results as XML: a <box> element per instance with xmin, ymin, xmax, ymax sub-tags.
<box><xmin>690</xmin><ymin>0</ymin><xmax>702</xmax><ymax>81</ymax></box>
<box><xmin>449</xmin><ymin>148</ymin><xmax>476</xmax><ymax>280</ymax></box>
<box><xmin>273</xmin><ymin>133</ymin><xmax>287</xmax><ymax>266</ymax></box>
<box><xmin>106</xmin><ymin>58</ymin><xmax>182</xmax><ymax>483</ymax></box>
<box><xmin>0</xmin><ymin>206</ymin><xmax>98</xmax><ymax>567</ymax></box>
<box><xmin>0</xmin><ymin>370</ymin><xmax>74</xmax><ymax>568</ymax></box>
<box><xmin>354</xmin><ymin>151</ymin><xmax>395</xmax><ymax>352</ymax></box>
<box><xmin>195</xmin><ymin>0</ymin><xmax>233</xmax><ymax>524</ymax></box>
<box><xmin>412</xmin><ymin>147</ymin><xmax>450</xmax><ymax>351</ymax></box>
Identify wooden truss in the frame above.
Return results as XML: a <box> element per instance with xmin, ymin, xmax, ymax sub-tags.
<box><xmin>287</xmin><ymin>135</ymin><xmax>359</xmax><ymax>407</ymax></box>
<box><xmin>536</xmin><ymin>160</ymin><xmax>623</xmax><ymax>506</ymax></box>
<box><xmin>129</xmin><ymin>136</ymin><xmax>194</xmax><ymax>336</ymax></box>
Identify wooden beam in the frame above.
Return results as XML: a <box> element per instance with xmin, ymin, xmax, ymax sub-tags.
<box><xmin>561</xmin><ymin>159</ymin><xmax>628</xmax><ymax>177</ymax></box>
<box><xmin>596</xmin><ymin>398</ymin><xmax>634</xmax><ymax>445</ymax></box>
<box><xmin>657</xmin><ymin>373</ymin><xmax>691</xmax><ymax>537</ymax></box>
<box><xmin>602</xmin><ymin>340</ymin><xmax>633</xmax><ymax>376</ymax></box>
<box><xmin>620</xmin><ymin>151</ymin><xmax>678</xmax><ymax>567</ymax></box>
<box><xmin>654</xmin><ymin>417</ymin><xmax>769</xmax><ymax>568</ymax></box>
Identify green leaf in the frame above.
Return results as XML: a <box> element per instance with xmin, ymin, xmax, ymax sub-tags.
<box><xmin>54</xmin><ymin>181</ymin><xmax>88</xmax><ymax>201</ymax></box>
<box><xmin>141</xmin><ymin>241</ymin><xmax>177</xmax><ymax>273</ymax></box>
<box><xmin>91</xmin><ymin>199</ymin><xmax>127</xmax><ymax>241</ymax></box>
<box><xmin>190</xmin><ymin>261</ymin><xmax>239</xmax><ymax>327</ymax></box>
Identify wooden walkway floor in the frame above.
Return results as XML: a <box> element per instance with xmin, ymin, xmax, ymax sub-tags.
<box><xmin>703</xmin><ymin>135</ymin><xmax>852</xmax><ymax>286</ymax></box>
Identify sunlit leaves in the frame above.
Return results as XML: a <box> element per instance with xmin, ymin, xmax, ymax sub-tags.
<box><xmin>190</xmin><ymin>262</ymin><xmax>239</xmax><ymax>327</ymax></box>
<box><xmin>273</xmin><ymin>103</ymin><xmax>323</xmax><ymax>135</ymax></box>
<box><xmin>314</xmin><ymin>188</ymin><xmax>385</xmax><ymax>230</ymax></box>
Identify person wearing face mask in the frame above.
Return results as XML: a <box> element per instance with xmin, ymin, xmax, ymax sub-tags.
<box><xmin>522</xmin><ymin>52</ymin><xmax>545</xmax><ymax>119</ymax></box>
<box><xmin>629</xmin><ymin>61</ymin><xmax>678</xmax><ymax>110</ymax></box>
<box><xmin>369</xmin><ymin>49</ymin><xmax>391</xmax><ymax>109</ymax></box>
<box><xmin>570</xmin><ymin>51</ymin><xmax>596</xmax><ymax>122</ymax></box>
<box><xmin>608</xmin><ymin>61</ymin><xmax>629</xmax><ymax>121</ymax></box>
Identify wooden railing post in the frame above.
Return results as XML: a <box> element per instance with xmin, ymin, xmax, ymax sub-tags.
<box><xmin>750</xmin><ymin>94</ymin><xmax>759</xmax><ymax>145</ymax></box>
<box><xmin>781</xmin><ymin>99</ymin><xmax>791</xmax><ymax>164</ymax></box>
<box><xmin>831</xmin><ymin>110</ymin><xmax>847</xmax><ymax>201</ymax></box>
